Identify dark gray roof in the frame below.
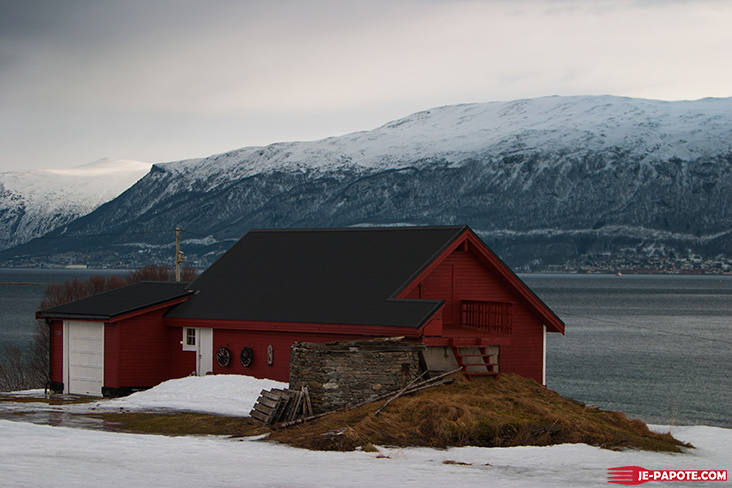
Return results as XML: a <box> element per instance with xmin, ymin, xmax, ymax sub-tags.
<box><xmin>37</xmin><ymin>282</ymin><xmax>193</xmax><ymax>321</ymax></box>
<box><xmin>166</xmin><ymin>226</ymin><xmax>469</xmax><ymax>328</ymax></box>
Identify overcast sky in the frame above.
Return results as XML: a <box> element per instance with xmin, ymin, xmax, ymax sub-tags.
<box><xmin>1</xmin><ymin>0</ymin><xmax>730</xmax><ymax>172</ymax></box>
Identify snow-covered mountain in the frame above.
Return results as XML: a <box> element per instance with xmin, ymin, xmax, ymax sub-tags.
<box><xmin>161</xmin><ymin>95</ymin><xmax>730</xmax><ymax>180</ymax></box>
<box><xmin>3</xmin><ymin>96</ymin><xmax>731</xmax><ymax>270</ymax></box>
<box><xmin>0</xmin><ymin>158</ymin><xmax>151</xmax><ymax>251</ymax></box>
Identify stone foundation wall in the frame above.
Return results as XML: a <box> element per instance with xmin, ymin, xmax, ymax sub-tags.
<box><xmin>289</xmin><ymin>338</ymin><xmax>425</xmax><ymax>414</ymax></box>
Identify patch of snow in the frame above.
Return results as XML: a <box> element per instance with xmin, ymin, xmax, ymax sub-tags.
<box><xmin>99</xmin><ymin>375</ymin><xmax>287</xmax><ymax>416</ymax></box>
<box><xmin>182</xmin><ymin>235</ymin><xmax>219</xmax><ymax>246</ymax></box>
<box><xmin>1</xmin><ymin>389</ymin><xmax>46</xmax><ymax>396</ymax></box>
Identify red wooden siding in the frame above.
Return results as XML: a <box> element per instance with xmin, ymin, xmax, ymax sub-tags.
<box><xmin>203</xmin><ymin>329</ymin><xmax>385</xmax><ymax>382</ymax></box>
<box><xmin>404</xmin><ymin>249</ymin><xmax>520</xmax><ymax>313</ymax></box>
<box><xmin>422</xmin><ymin>309</ymin><xmax>443</xmax><ymax>337</ymax></box>
<box><xmin>106</xmin><ymin>310</ymin><xmax>176</xmax><ymax>388</ymax></box>
<box><xmin>167</xmin><ymin>329</ymin><xmax>197</xmax><ymax>379</ymax></box>
<box><xmin>415</xmin><ymin>264</ymin><xmax>455</xmax><ymax>324</ymax></box>
<box><xmin>50</xmin><ymin>320</ymin><xmax>63</xmax><ymax>384</ymax></box>
<box><xmin>404</xmin><ymin>245</ymin><xmax>546</xmax><ymax>383</ymax></box>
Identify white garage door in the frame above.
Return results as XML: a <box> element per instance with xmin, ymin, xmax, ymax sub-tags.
<box><xmin>64</xmin><ymin>321</ymin><xmax>104</xmax><ymax>396</ymax></box>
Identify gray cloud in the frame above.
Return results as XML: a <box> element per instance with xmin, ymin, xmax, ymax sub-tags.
<box><xmin>1</xmin><ymin>0</ymin><xmax>730</xmax><ymax>171</ymax></box>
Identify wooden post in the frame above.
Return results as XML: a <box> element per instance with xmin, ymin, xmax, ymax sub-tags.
<box><xmin>175</xmin><ymin>226</ymin><xmax>183</xmax><ymax>282</ymax></box>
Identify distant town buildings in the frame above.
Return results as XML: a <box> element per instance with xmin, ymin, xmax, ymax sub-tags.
<box><xmin>4</xmin><ymin>247</ymin><xmax>731</xmax><ymax>275</ymax></box>
<box><xmin>548</xmin><ymin>251</ymin><xmax>732</xmax><ymax>274</ymax></box>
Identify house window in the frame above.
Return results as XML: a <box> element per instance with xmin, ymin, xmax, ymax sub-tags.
<box><xmin>182</xmin><ymin>328</ymin><xmax>197</xmax><ymax>351</ymax></box>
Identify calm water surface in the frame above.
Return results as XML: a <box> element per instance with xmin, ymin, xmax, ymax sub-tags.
<box><xmin>1</xmin><ymin>269</ymin><xmax>730</xmax><ymax>427</ymax></box>
<box><xmin>522</xmin><ymin>273</ymin><xmax>732</xmax><ymax>428</ymax></box>
<box><xmin>0</xmin><ymin>268</ymin><xmax>125</xmax><ymax>352</ymax></box>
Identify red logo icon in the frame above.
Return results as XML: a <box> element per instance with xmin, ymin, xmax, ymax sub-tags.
<box><xmin>608</xmin><ymin>466</ymin><xmax>727</xmax><ymax>484</ymax></box>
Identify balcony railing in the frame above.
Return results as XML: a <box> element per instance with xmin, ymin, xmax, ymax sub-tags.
<box><xmin>461</xmin><ymin>300</ymin><xmax>513</xmax><ymax>334</ymax></box>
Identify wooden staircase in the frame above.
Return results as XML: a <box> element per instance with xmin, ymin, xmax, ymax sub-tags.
<box><xmin>450</xmin><ymin>338</ymin><xmax>499</xmax><ymax>380</ymax></box>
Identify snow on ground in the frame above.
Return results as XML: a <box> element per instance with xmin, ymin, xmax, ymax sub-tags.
<box><xmin>2</xmin><ymin>375</ymin><xmax>286</xmax><ymax>416</ymax></box>
<box><xmin>100</xmin><ymin>374</ymin><xmax>287</xmax><ymax>416</ymax></box>
<box><xmin>1</xmin><ymin>421</ymin><xmax>728</xmax><ymax>487</ymax></box>
<box><xmin>1</xmin><ymin>375</ymin><xmax>730</xmax><ymax>487</ymax></box>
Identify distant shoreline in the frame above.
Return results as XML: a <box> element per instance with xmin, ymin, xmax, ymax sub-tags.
<box><xmin>0</xmin><ymin>282</ymin><xmax>47</xmax><ymax>286</ymax></box>
<box><xmin>1</xmin><ymin>266</ymin><xmax>731</xmax><ymax>276</ymax></box>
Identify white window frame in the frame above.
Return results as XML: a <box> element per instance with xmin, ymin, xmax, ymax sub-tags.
<box><xmin>542</xmin><ymin>325</ymin><xmax>547</xmax><ymax>386</ymax></box>
<box><xmin>182</xmin><ymin>328</ymin><xmax>197</xmax><ymax>351</ymax></box>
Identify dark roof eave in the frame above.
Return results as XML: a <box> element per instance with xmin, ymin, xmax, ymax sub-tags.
<box><xmin>36</xmin><ymin>312</ymin><xmax>110</xmax><ymax>321</ymax></box>
<box><xmin>390</xmin><ymin>226</ymin><xmax>468</xmax><ymax>298</ymax></box>
<box><xmin>36</xmin><ymin>291</ymin><xmax>194</xmax><ymax>322</ymax></box>
<box><xmin>166</xmin><ymin>299</ymin><xmax>444</xmax><ymax>330</ymax></box>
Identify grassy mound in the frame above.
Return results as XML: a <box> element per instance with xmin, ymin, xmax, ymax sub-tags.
<box><xmin>0</xmin><ymin>375</ymin><xmax>689</xmax><ymax>453</ymax></box>
<box><xmin>267</xmin><ymin>374</ymin><xmax>689</xmax><ymax>452</ymax></box>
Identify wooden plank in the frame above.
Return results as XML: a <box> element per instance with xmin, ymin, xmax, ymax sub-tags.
<box><xmin>277</xmin><ymin>396</ymin><xmax>291</xmax><ymax>422</ymax></box>
<box><xmin>257</xmin><ymin>397</ymin><xmax>279</xmax><ymax>409</ymax></box>
<box><xmin>288</xmin><ymin>391</ymin><xmax>303</xmax><ymax>422</ymax></box>
<box><xmin>250</xmin><ymin>409</ymin><xmax>270</xmax><ymax>423</ymax></box>
<box><xmin>253</xmin><ymin>403</ymin><xmax>275</xmax><ymax>416</ymax></box>
<box><xmin>251</xmin><ymin>386</ymin><xmax>318</xmax><ymax>425</ymax></box>
<box><xmin>273</xmin><ymin>396</ymin><xmax>290</xmax><ymax>422</ymax></box>
<box><xmin>262</xmin><ymin>390</ymin><xmax>284</xmax><ymax>401</ymax></box>
<box><xmin>303</xmin><ymin>386</ymin><xmax>313</xmax><ymax>417</ymax></box>
<box><xmin>269</xmin><ymin>398</ymin><xmax>288</xmax><ymax>424</ymax></box>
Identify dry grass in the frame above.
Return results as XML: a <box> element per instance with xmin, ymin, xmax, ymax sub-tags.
<box><xmin>0</xmin><ymin>374</ymin><xmax>690</xmax><ymax>453</ymax></box>
<box><xmin>267</xmin><ymin>374</ymin><xmax>691</xmax><ymax>453</ymax></box>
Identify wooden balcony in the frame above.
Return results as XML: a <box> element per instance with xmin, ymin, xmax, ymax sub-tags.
<box><xmin>461</xmin><ymin>300</ymin><xmax>513</xmax><ymax>334</ymax></box>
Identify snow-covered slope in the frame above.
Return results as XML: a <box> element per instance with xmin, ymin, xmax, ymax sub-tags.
<box><xmin>3</xmin><ymin>96</ymin><xmax>731</xmax><ymax>269</ymax></box>
<box><xmin>0</xmin><ymin>158</ymin><xmax>151</xmax><ymax>250</ymax></box>
<box><xmin>160</xmin><ymin>95</ymin><xmax>731</xmax><ymax>183</ymax></box>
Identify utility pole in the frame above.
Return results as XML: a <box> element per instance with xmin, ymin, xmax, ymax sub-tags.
<box><xmin>175</xmin><ymin>226</ymin><xmax>183</xmax><ymax>282</ymax></box>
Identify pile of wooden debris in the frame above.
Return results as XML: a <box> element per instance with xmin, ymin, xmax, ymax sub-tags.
<box><xmin>250</xmin><ymin>369</ymin><xmax>459</xmax><ymax>427</ymax></box>
<box><xmin>250</xmin><ymin>387</ymin><xmax>314</xmax><ymax>425</ymax></box>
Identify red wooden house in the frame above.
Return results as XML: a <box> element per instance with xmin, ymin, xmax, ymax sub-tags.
<box><xmin>38</xmin><ymin>226</ymin><xmax>564</xmax><ymax>397</ymax></box>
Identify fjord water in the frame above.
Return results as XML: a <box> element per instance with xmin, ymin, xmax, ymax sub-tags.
<box><xmin>523</xmin><ymin>273</ymin><xmax>732</xmax><ymax>428</ymax></box>
<box><xmin>1</xmin><ymin>269</ymin><xmax>730</xmax><ymax>427</ymax></box>
<box><xmin>0</xmin><ymin>268</ymin><xmax>125</xmax><ymax>354</ymax></box>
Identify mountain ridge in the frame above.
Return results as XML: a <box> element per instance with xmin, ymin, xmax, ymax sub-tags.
<box><xmin>2</xmin><ymin>95</ymin><xmax>730</xmax><ymax>271</ymax></box>
<box><xmin>0</xmin><ymin>158</ymin><xmax>151</xmax><ymax>251</ymax></box>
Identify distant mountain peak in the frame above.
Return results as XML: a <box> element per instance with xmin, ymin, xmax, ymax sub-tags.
<box><xmin>45</xmin><ymin>158</ymin><xmax>151</xmax><ymax>177</ymax></box>
<box><xmin>0</xmin><ymin>158</ymin><xmax>151</xmax><ymax>251</ymax></box>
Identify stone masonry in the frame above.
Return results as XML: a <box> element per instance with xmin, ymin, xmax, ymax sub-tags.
<box><xmin>289</xmin><ymin>337</ymin><xmax>426</xmax><ymax>414</ymax></box>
